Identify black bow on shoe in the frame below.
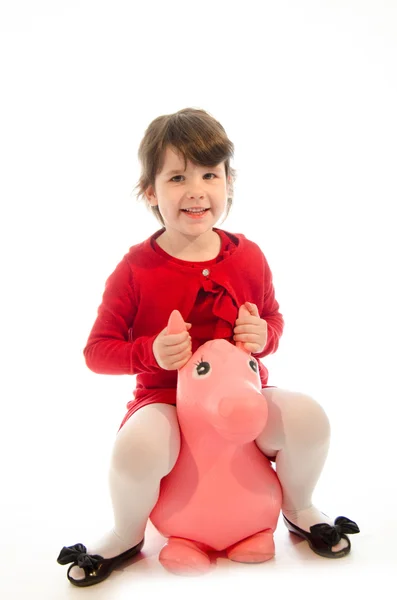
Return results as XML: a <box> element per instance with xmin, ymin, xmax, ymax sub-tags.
<box><xmin>57</xmin><ymin>544</ymin><xmax>103</xmax><ymax>569</ymax></box>
<box><xmin>310</xmin><ymin>517</ymin><xmax>360</xmax><ymax>546</ymax></box>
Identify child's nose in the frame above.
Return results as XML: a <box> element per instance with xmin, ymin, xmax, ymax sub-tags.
<box><xmin>187</xmin><ymin>177</ymin><xmax>205</xmax><ymax>197</ymax></box>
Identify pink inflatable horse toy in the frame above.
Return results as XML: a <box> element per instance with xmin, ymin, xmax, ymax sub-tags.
<box><xmin>150</xmin><ymin>307</ymin><xmax>282</xmax><ymax>575</ymax></box>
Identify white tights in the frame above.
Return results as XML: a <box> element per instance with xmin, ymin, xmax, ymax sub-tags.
<box><xmin>70</xmin><ymin>388</ymin><xmax>342</xmax><ymax>578</ymax></box>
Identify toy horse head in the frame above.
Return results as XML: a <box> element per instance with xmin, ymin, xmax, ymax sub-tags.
<box><xmin>167</xmin><ymin>307</ymin><xmax>268</xmax><ymax>445</ymax></box>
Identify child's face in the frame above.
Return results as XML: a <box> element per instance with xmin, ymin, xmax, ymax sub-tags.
<box><xmin>145</xmin><ymin>146</ymin><xmax>231</xmax><ymax>237</ymax></box>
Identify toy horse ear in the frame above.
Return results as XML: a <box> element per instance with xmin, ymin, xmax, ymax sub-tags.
<box><xmin>167</xmin><ymin>310</ymin><xmax>187</xmax><ymax>334</ymax></box>
<box><xmin>236</xmin><ymin>304</ymin><xmax>252</xmax><ymax>354</ymax></box>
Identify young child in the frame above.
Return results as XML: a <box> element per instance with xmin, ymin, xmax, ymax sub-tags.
<box><xmin>57</xmin><ymin>107</ymin><xmax>359</xmax><ymax>586</ymax></box>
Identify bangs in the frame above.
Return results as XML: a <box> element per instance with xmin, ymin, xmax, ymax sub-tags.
<box><xmin>158</xmin><ymin>112</ymin><xmax>233</xmax><ymax>172</ymax></box>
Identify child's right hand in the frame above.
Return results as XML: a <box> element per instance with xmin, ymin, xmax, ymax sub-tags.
<box><xmin>152</xmin><ymin>323</ymin><xmax>193</xmax><ymax>370</ymax></box>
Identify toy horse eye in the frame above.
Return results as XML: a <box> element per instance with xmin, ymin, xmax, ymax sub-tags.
<box><xmin>249</xmin><ymin>359</ymin><xmax>258</xmax><ymax>373</ymax></box>
<box><xmin>196</xmin><ymin>361</ymin><xmax>211</xmax><ymax>376</ymax></box>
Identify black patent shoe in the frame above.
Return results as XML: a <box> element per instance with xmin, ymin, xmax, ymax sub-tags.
<box><xmin>57</xmin><ymin>538</ymin><xmax>144</xmax><ymax>587</ymax></box>
<box><xmin>283</xmin><ymin>515</ymin><xmax>360</xmax><ymax>559</ymax></box>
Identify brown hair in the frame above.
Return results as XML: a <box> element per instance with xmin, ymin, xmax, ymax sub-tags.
<box><xmin>133</xmin><ymin>107</ymin><xmax>237</xmax><ymax>226</ymax></box>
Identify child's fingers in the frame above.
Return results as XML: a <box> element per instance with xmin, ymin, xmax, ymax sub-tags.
<box><xmin>173</xmin><ymin>357</ymin><xmax>192</xmax><ymax>370</ymax></box>
<box><xmin>241</xmin><ymin>342</ymin><xmax>259</xmax><ymax>353</ymax></box>
<box><xmin>166</xmin><ymin>337</ymin><xmax>192</xmax><ymax>357</ymax></box>
<box><xmin>234</xmin><ymin>317</ymin><xmax>260</xmax><ymax>328</ymax></box>
<box><xmin>163</xmin><ymin>331</ymin><xmax>191</xmax><ymax>345</ymax></box>
<box><xmin>234</xmin><ymin>324</ymin><xmax>259</xmax><ymax>334</ymax></box>
<box><xmin>160</xmin><ymin>343</ymin><xmax>192</xmax><ymax>370</ymax></box>
<box><xmin>244</xmin><ymin>302</ymin><xmax>260</xmax><ymax>317</ymax></box>
<box><xmin>233</xmin><ymin>333</ymin><xmax>260</xmax><ymax>343</ymax></box>
<box><xmin>169</xmin><ymin>348</ymin><xmax>193</xmax><ymax>369</ymax></box>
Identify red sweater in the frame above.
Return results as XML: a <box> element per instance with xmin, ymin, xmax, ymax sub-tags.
<box><xmin>84</xmin><ymin>228</ymin><xmax>284</xmax><ymax>426</ymax></box>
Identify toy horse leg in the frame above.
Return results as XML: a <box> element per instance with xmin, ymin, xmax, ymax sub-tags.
<box><xmin>159</xmin><ymin>537</ymin><xmax>212</xmax><ymax>575</ymax></box>
<box><xmin>226</xmin><ymin>530</ymin><xmax>275</xmax><ymax>563</ymax></box>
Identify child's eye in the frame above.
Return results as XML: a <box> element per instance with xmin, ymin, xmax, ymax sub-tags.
<box><xmin>170</xmin><ymin>173</ymin><xmax>216</xmax><ymax>182</ymax></box>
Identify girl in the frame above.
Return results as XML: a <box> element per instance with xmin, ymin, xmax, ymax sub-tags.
<box><xmin>57</xmin><ymin>108</ymin><xmax>359</xmax><ymax>586</ymax></box>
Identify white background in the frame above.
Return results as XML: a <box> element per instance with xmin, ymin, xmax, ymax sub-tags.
<box><xmin>0</xmin><ymin>1</ymin><xmax>396</xmax><ymax>598</ymax></box>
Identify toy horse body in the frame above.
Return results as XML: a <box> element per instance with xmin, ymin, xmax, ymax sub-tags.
<box><xmin>150</xmin><ymin>309</ymin><xmax>282</xmax><ymax>573</ymax></box>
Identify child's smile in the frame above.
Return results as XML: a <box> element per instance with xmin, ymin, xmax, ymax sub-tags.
<box><xmin>181</xmin><ymin>207</ymin><xmax>210</xmax><ymax>219</ymax></box>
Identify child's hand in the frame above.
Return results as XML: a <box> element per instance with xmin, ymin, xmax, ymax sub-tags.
<box><xmin>153</xmin><ymin>323</ymin><xmax>193</xmax><ymax>370</ymax></box>
<box><xmin>233</xmin><ymin>302</ymin><xmax>268</xmax><ymax>353</ymax></box>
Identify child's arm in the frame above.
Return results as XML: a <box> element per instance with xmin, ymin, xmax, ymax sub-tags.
<box><xmin>233</xmin><ymin>253</ymin><xmax>284</xmax><ymax>358</ymax></box>
<box><xmin>83</xmin><ymin>257</ymin><xmax>159</xmax><ymax>375</ymax></box>
<box><xmin>254</xmin><ymin>255</ymin><xmax>284</xmax><ymax>358</ymax></box>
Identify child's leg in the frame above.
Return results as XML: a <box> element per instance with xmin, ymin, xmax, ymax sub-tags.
<box><xmin>69</xmin><ymin>403</ymin><xmax>180</xmax><ymax>580</ymax></box>
<box><xmin>255</xmin><ymin>388</ymin><xmax>349</xmax><ymax>553</ymax></box>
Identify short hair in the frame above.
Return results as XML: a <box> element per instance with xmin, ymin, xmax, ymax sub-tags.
<box><xmin>133</xmin><ymin>107</ymin><xmax>236</xmax><ymax>225</ymax></box>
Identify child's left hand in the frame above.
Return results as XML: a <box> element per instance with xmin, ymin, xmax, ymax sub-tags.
<box><xmin>233</xmin><ymin>302</ymin><xmax>268</xmax><ymax>354</ymax></box>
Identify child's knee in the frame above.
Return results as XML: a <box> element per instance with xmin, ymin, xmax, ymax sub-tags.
<box><xmin>266</xmin><ymin>389</ymin><xmax>331</xmax><ymax>446</ymax></box>
<box><xmin>287</xmin><ymin>393</ymin><xmax>331</xmax><ymax>445</ymax></box>
<box><xmin>111</xmin><ymin>404</ymin><xmax>181</xmax><ymax>479</ymax></box>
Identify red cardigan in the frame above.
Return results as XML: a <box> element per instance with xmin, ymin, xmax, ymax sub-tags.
<box><xmin>84</xmin><ymin>228</ymin><xmax>284</xmax><ymax>425</ymax></box>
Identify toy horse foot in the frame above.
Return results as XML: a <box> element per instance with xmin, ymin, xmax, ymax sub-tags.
<box><xmin>226</xmin><ymin>529</ymin><xmax>275</xmax><ymax>563</ymax></box>
<box><xmin>159</xmin><ymin>537</ymin><xmax>212</xmax><ymax>576</ymax></box>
